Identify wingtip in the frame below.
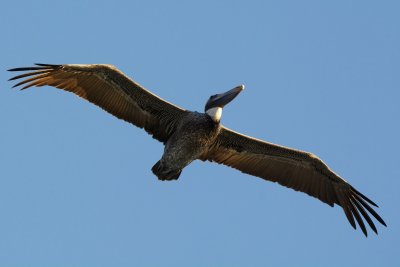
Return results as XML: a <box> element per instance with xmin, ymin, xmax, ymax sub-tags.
<box><xmin>8</xmin><ymin>67</ymin><xmax>21</xmax><ymax>72</ymax></box>
<box><xmin>351</xmin><ymin>186</ymin><xmax>379</xmax><ymax>207</ymax></box>
<box><xmin>8</xmin><ymin>63</ymin><xmax>62</xmax><ymax>73</ymax></box>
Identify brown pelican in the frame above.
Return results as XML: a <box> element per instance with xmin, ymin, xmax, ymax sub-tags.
<box><xmin>8</xmin><ymin>63</ymin><xmax>386</xmax><ymax>236</ymax></box>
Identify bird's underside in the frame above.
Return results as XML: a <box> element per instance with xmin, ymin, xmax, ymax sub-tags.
<box><xmin>8</xmin><ymin>63</ymin><xmax>386</xmax><ymax>236</ymax></box>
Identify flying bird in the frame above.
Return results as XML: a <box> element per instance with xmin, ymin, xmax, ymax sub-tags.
<box><xmin>8</xmin><ymin>63</ymin><xmax>386</xmax><ymax>236</ymax></box>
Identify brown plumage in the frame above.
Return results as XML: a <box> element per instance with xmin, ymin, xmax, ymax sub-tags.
<box><xmin>9</xmin><ymin>63</ymin><xmax>186</xmax><ymax>143</ymax></box>
<box><xmin>8</xmin><ymin>63</ymin><xmax>386</xmax><ymax>236</ymax></box>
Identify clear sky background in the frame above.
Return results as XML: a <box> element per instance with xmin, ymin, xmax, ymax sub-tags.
<box><xmin>0</xmin><ymin>1</ymin><xmax>399</xmax><ymax>266</ymax></box>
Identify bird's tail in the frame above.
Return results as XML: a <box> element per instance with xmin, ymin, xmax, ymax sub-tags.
<box><xmin>151</xmin><ymin>160</ymin><xmax>182</xmax><ymax>181</ymax></box>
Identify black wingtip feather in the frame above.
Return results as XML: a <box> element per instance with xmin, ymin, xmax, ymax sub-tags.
<box><xmin>34</xmin><ymin>63</ymin><xmax>61</xmax><ymax>67</ymax></box>
<box><xmin>8</xmin><ymin>66</ymin><xmax>49</xmax><ymax>72</ymax></box>
<box><xmin>353</xmin><ymin>194</ymin><xmax>387</xmax><ymax>227</ymax></box>
<box><xmin>348</xmin><ymin>200</ymin><xmax>368</xmax><ymax>237</ymax></box>
<box><xmin>337</xmin><ymin>193</ymin><xmax>357</xmax><ymax>230</ymax></box>
<box><xmin>8</xmin><ymin>63</ymin><xmax>61</xmax><ymax>72</ymax></box>
<box><xmin>351</xmin><ymin>196</ymin><xmax>378</xmax><ymax>234</ymax></box>
<box><xmin>351</xmin><ymin>186</ymin><xmax>378</xmax><ymax>207</ymax></box>
<box><xmin>8</xmin><ymin>70</ymin><xmax>51</xmax><ymax>81</ymax></box>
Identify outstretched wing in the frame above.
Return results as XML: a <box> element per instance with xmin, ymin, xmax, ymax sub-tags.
<box><xmin>203</xmin><ymin>126</ymin><xmax>386</xmax><ymax>236</ymax></box>
<box><xmin>8</xmin><ymin>63</ymin><xmax>187</xmax><ymax>143</ymax></box>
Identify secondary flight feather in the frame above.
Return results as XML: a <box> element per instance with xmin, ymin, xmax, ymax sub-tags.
<box><xmin>8</xmin><ymin>63</ymin><xmax>386</xmax><ymax>236</ymax></box>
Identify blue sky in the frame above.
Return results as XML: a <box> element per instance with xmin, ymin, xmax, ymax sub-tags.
<box><xmin>1</xmin><ymin>0</ymin><xmax>399</xmax><ymax>266</ymax></box>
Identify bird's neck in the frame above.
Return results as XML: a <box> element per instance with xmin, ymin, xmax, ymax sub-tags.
<box><xmin>206</xmin><ymin>107</ymin><xmax>222</xmax><ymax>123</ymax></box>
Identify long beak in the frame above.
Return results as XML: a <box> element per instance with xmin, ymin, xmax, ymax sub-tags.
<box><xmin>213</xmin><ymin>85</ymin><xmax>244</xmax><ymax>108</ymax></box>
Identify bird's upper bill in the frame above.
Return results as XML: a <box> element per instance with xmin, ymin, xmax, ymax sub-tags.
<box><xmin>205</xmin><ymin>84</ymin><xmax>244</xmax><ymax>112</ymax></box>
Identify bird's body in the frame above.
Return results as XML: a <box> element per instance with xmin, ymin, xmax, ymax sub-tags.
<box><xmin>153</xmin><ymin>111</ymin><xmax>220</xmax><ymax>180</ymax></box>
<box><xmin>8</xmin><ymin>63</ymin><xmax>386</xmax><ymax>236</ymax></box>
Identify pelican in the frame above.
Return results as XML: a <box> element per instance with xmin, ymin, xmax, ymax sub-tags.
<box><xmin>8</xmin><ymin>63</ymin><xmax>386</xmax><ymax>236</ymax></box>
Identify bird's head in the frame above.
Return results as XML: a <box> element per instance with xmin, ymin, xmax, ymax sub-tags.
<box><xmin>205</xmin><ymin>85</ymin><xmax>244</xmax><ymax>123</ymax></box>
